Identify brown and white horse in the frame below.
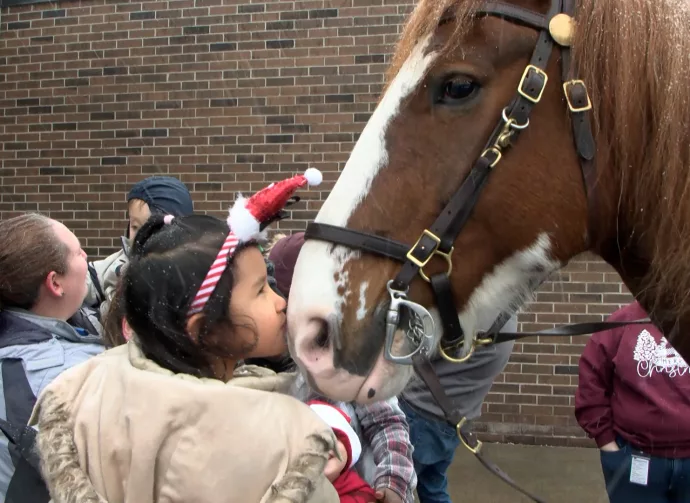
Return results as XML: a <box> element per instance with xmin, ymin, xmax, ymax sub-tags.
<box><xmin>287</xmin><ymin>0</ymin><xmax>690</xmax><ymax>404</ymax></box>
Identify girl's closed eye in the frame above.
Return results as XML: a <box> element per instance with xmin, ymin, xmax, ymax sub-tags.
<box><xmin>258</xmin><ymin>276</ymin><xmax>269</xmax><ymax>294</ymax></box>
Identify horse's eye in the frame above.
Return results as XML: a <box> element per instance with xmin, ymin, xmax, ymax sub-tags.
<box><xmin>440</xmin><ymin>77</ymin><xmax>479</xmax><ymax>103</ymax></box>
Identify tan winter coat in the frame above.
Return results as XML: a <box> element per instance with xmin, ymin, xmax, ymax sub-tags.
<box><xmin>30</xmin><ymin>343</ymin><xmax>339</xmax><ymax>503</ymax></box>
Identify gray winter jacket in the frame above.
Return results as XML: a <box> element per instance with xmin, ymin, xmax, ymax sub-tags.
<box><xmin>0</xmin><ymin>308</ymin><xmax>104</xmax><ymax>500</ymax></box>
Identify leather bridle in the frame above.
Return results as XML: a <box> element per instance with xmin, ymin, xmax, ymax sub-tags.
<box><xmin>302</xmin><ymin>1</ymin><xmax>646</xmax><ymax>500</ymax></box>
<box><xmin>307</xmin><ymin>0</ymin><xmax>600</xmax><ymax>362</ymax></box>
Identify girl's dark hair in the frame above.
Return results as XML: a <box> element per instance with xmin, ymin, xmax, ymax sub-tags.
<box><xmin>0</xmin><ymin>213</ymin><xmax>69</xmax><ymax>310</ymax></box>
<box><xmin>122</xmin><ymin>214</ymin><xmax>258</xmax><ymax>378</ymax></box>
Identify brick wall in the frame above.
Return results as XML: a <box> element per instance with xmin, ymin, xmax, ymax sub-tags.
<box><xmin>0</xmin><ymin>0</ymin><xmax>633</xmax><ymax>444</ymax></box>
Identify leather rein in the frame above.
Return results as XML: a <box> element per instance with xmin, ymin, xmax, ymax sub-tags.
<box><xmin>303</xmin><ymin>1</ymin><xmax>648</xmax><ymax>501</ymax></box>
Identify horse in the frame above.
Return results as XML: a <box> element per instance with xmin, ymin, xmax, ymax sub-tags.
<box><xmin>286</xmin><ymin>0</ymin><xmax>690</xmax><ymax>405</ymax></box>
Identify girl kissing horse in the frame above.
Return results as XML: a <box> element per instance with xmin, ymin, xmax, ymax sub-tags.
<box><xmin>286</xmin><ymin>0</ymin><xmax>690</xmax><ymax>405</ymax></box>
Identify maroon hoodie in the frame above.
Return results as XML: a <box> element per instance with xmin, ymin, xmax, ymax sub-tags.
<box><xmin>575</xmin><ymin>301</ymin><xmax>690</xmax><ymax>457</ymax></box>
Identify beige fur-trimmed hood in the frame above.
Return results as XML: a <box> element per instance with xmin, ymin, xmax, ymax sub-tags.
<box><xmin>30</xmin><ymin>343</ymin><xmax>338</xmax><ymax>503</ymax></box>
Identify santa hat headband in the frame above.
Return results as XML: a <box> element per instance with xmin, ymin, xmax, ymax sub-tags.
<box><xmin>187</xmin><ymin>168</ymin><xmax>322</xmax><ymax>316</ymax></box>
<box><xmin>308</xmin><ymin>400</ymin><xmax>362</xmax><ymax>471</ymax></box>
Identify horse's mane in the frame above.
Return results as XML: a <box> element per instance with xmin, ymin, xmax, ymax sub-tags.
<box><xmin>387</xmin><ymin>0</ymin><xmax>690</xmax><ymax>319</ymax></box>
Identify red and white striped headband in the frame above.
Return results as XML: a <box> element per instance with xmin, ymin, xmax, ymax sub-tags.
<box><xmin>187</xmin><ymin>232</ymin><xmax>240</xmax><ymax>315</ymax></box>
<box><xmin>187</xmin><ymin>169</ymin><xmax>322</xmax><ymax>316</ymax></box>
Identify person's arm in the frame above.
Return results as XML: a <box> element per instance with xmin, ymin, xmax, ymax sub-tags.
<box><xmin>574</xmin><ymin>328</ymin><xmax>621</xmax><ymax>450</ymax></box>
<box><xmin>354</xmin><ymin>397</ymin><xmax>416</xmax><ymax>502</ymax></box>
<box><xmin>84</xmin><ymin>250</ymin><xmax>127</xmax><ymax>308</ymax></box>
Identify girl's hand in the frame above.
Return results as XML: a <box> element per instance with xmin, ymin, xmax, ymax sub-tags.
<box><xmin>600</xmin><ymin>441</ymin><xmax>620</xmax><ymax>452</ymax></box>
<box><xmin>375</xmin><ymin>489</ymin><xmax>403</xmax><ymax>503</ymax></box>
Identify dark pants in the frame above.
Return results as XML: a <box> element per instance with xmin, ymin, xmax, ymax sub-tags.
<box><xmin>400</xmin><ymin>401</ymin><xmax>459</xmax><ymax>503</ymax></box>
<box><xmin>600</xmin><ymin>438</ymin><xmax>690</xmax><ymax>503</ymax></box>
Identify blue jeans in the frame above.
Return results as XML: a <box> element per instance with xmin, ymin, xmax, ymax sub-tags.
<box><xmin>400</xmin><ymin>401</ymin><xmax>460</xmax><ymax>503</ymax></box>
<box><xmin>600</xmin><ymin>438</ymin><xmax>690</xmax><ymax>503</ymax></box>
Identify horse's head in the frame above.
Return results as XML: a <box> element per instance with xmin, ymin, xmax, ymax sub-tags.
<box><xmin>288</xmin><ymin>0</ymin><xmax>597</xmax><ymax>402</ymax></box>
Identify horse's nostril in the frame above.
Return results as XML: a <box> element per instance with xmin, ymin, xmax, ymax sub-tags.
<box><xmin>314</xmin><ymin>321</ymin><xmax>330</xmax><ymax>349</ymax></box>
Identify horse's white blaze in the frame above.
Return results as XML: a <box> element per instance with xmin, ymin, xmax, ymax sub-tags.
<box><xmin>458</xmin><ymin>233</ymin><xmax>560</xmax><ymax>352</ymax></box>
<box><xmin>289</xmin><ymin>37</ymin><xmax>436</xmax><ymax>320</ymax></box>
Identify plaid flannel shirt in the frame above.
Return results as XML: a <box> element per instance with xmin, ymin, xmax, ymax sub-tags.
<box><xmin>352</xmin><ymin>397</ymin><xmax>417</xmax><ymax>503</ymax></box>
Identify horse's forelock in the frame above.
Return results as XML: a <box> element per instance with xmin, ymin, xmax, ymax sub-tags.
<box><xmin>385</xmin><ymin>0</ymin><xmax>482</xmax><ymax>89</ymax></box>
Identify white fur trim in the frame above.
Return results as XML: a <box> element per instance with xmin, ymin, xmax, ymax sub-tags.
<box><xmin>309</xmin><ymin>403</ymin><xmax>361</xmax><ymax>468</ymax></box>
<box><xmin>228</xmin><ymin>195</ymin><xmax>261</xmax><ymax>242</ymax></box>
<box><xmin>304</xmin><ymin>168</ymin><xmax>322</xmax><ymax>186</ymax></box>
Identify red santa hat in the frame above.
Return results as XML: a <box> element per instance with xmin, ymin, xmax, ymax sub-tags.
<box><xmin>308</xmin><ymin>400</ymin><xmax>362</xmax><ymax>472</ymax></box>
<box><xmin>228</xmin><ymin>168</ymin><xmax>322</xmax><ymax>242</ymax></box>
<box><xmin>187</xmin><ymin>168</ymin><xmax>322</xmax><ymax>315</ymax></box>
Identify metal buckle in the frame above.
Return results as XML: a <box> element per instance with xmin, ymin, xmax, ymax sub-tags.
<box><xmin>518</xmin><ymin>65</ymin><xmax>548</xmax><ymax>103</ymax></box>
<box><xmin>439</xmin><ymin>338</ymin><xmax>476</xmax><ymax>363</ymax></box>
<box><xmin>406</xmin><ymin>230</ymin><xmax>454</xmax><ymax>282</ymax></box>
<box><xmin>406</xmin><ymin>229</ymin><xmax>441</xmax><ymax>269</ymax></box>
<box><xmin>384</xmin><ymin>281</ymin><xmax>436</xmax><ymax>365</ymax></box>
<box><xmin>480</xmin><ymin>147</ymin><xmax>502</xmax><ymax>168</ymax></box>
<box><xmin>457</xmin><ymin>417</ymin><xmax>483</xmax><ymax>454</ymax></box>
<box><xmin>563</xmin><ymin>79</ymin><xmax>592</xmax><ymax>113</ymax></box>
<box><xmin>419</xmin><ymin>247</ymin><xmax>453</xmax><ymax>282</ymax></box>
<box><xmin>475</xmin><ymin>335</ymin><xmax>494</xmax><ymax>346</ymax></box>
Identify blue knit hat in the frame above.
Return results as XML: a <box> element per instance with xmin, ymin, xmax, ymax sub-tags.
<box><xmin>126</xmin><ymin>176</ymin><xmax>193</xmax><ymax>217</ymax></box>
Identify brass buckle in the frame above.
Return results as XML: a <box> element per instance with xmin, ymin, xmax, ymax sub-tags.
<box><xmin>457</xmin><ymin>417</ymin><xmax>483</xmax><ymax>455</ymax></box>
<box><xmin>475</xmin><ymin>335</ymin><xmax>494</xmax><ymax>346</ymax></box>
<box><xmin>419</xmin><ymin>247</ymin><xmax>453</xmax><ymax>282</ymax></box>
<box><xmin>406</xmin><ymin>230</ymin><xmax>454</xmax><ymax>283</ymax></box>
<box><xmin>563</xmin><ymin>79</ymin><xmax>592</xmax><ymax>113</ymax></box>
<box><xmin>480</xmin><ymin>147</ymin><xmax>502</xmax><ymax>168</ymax></box>
<box><xmin>406</xmin><ymin>229</ymin><xmax>441</xmax><ymax>269</ymax></box>
<box><xmin>439</xmin><ymin>338</ymin><xmax>475</xmax><ymax>363</ymax></box>
<box><xmin>518</xmin><ymin>65</ymin><xmax>548</xmax><ymax>103</ymax></box>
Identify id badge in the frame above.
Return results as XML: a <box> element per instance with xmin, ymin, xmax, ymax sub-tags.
<box><xmin>630</xmin><ymin>455</ymin><xmax>650</xmax><ymax>486</ymax></box>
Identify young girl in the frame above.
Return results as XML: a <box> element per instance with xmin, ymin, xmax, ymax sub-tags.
<box><xmin>31</xmin><ymin>171</ymin><xmax>340</xmax><ymax>503</ymax></box>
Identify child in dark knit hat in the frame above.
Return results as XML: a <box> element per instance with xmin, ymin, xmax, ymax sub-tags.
<box><xmin>81</xmin><ymin>176</ymin><xmax>194</xmax><ymax>334</ymax></box>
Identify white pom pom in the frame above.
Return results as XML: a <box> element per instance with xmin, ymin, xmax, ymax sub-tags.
<box><xmin>304</xmin><ymin>168</ymin><xmax>322</xmax><ymax>187</ymax></box>
<box><xmin>228</xmin><ymin>195</ymin><xmax>261</xmax><ymax>242</ymax></box>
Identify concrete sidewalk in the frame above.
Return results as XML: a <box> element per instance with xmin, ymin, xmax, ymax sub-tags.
<box><xmin>445</xmin><ymin>443</ymin><xmax>609</xmax><ymax>502</ymax></box>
